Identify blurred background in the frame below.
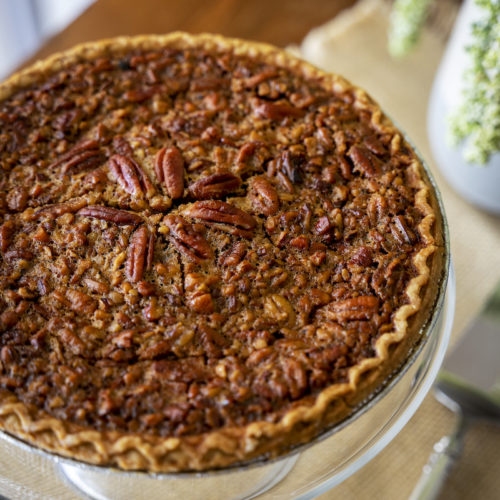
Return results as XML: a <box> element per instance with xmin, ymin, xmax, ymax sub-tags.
<box><xmin>0</xmin><ymin>0</ymin><xmax>94</xmax><ymax>80</ymax></box>
<box><xmin>0</xmin><ymin>0</ymin><xmax>460</xmax><ymax>81</ymax></box>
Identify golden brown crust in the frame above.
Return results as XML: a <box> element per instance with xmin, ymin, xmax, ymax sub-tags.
<box><xmin>0</xmin><ymin>32</ymin><xmax>445</xmax><ymax>472</ymax></box>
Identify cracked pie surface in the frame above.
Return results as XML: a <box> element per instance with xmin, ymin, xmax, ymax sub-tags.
<box><xmin>0</xmin><ymin>33</ymin><xmax>445</xmax><ymax>471</ymax></box>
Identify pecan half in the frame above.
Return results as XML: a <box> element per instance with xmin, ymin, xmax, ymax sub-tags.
<box><xmin>363</xmin><ymin>135</ymin><xmax>386</xmax><ymax>156</ymax></box>
<box><xmin>235</xmin><ymin>141</ymin><xmax>262</xmax><ymax>164</ymax></box>
<box><xmin>61</xmin><ymin>150</ymin><xmax>104</xmax><ymax>175</ymax></box>
<box><xmin>314</xmin><ymin>216</ymin><xmax>332</xmax><ymax>236</ymax></box>
<box><xmin>78</xmin><ymin>206</ymin><xmax>142</xmax><ymax>225</ymax></box>
<box><xmin>251</xmin><ymin>98</ymin><xmax>304</xmax><ymax>121</ymax></box>
<box><xmin>323</xmin><ymin>296</ymin><xmax>379</xmax><ymax>322</ymax></box>
<box><xmin>66</xmin><ymin>289</ymin><xmax>97</xmax><ymax>315</ymax></box>
<box><xmin>4</xmin><ymin>248</ymin><xmax>33</xmax><ymax>261</ymax></box>
<box><xmin>49</xmin><ymin>139</ymin><xmax>103</xmax><ymax>174</ymax></box>
<box><xmin>282</xmin><ymin>358</ymin><xmax>308</xmax><ymax>399</ymax></box>
<box><xmin>188</xmin><ymin>294</ymin><xmax>214</xmax><ymax>314</ymax></box>
<box><xmin>185</xmin><ymin>273</ymin><xmax>216</xmax><ymax>314</ymax></box>
<box><xmin>83</xmin><ymin>278</ymin><xmax>109</xmax><ymax>294</ymax></box>
<box><xmin>188</xmin><ymin>171</ymin><xmax>241</xmax><ymax>200</ymax></box>
<box><xmin>347</xmin><ymin>145</ymin><xmax>381</xmax><ymax>178</ymax></box>
<box><xmin>0</xmin><ymin>221</ymin><xmax>15</xmax><ymax>252</ymax></box>
<box><xmin>350</xmin><ymin>246</ymin><xmax>373</xmax><ymax>267</ymax></box>
<box><xmin>94</xmin><ymin>123</ymin><xmax>110</xmax><ymax>143</ymax></box>
<box><xmin>280</xmin><ymin>150</ymin><xmax>304</xmax><ymax>184</ymax></box>
<box><xmin>112</xmin><ymin>136</ymin><xmax>134</xmax><ymax>156</ymax></box>
<box><xmin>367</xmin><ymin>193</ymin><xmax>388</xmax><ymax>225</ymax></box>
<box><xmin>197</xmin><ymin>324</ymin><xmax>228</xmax><ymax>357</ymax></box>
<box><xmin>154</xmin><ymin>146</ymin><xmax>184</xmax><ymax>199</ymax></box>
<box><xmin>164</xmin><ymin>215</ymin><xmax>212</xmax><ymax>263</ymax></box>
<box><xmin>371</xmin><ymin>256</ymin><xmax>405</xmax><ymax>300</ymax></box>
<box><xmin>109</xmin><ymin>154</ymin><xmax>155</xmax><ymax>197</ymax></box>
<box><xmin>190</xmin><ymin>77</ymin><xmax>229</xmax><ymax>92</ymax></box>
<box><xmin>391</xmin><ymin>215</ymin><xmax>416</xmax><ymax>245</ymax></box>
<box><xmin>125</xmin><ymin>225</ymin><xmax>155</xmax><ymax>282</ymax></box>
<box><xmin>123</xmin><ymin>88</ymin><xmax>157</xmax><ymax>103</ymax></box>
<box><xmin>243</xmin><ymin>70</ymin><xmax>278</xmax><ymax>89</ymax></box>
<box><xmin>219</xmin><ymin>241</ymin><xmax>246</xmax><ymax>267</ymax></box>
<box><xmin>264</xmin><ymin>294</ymin><xmax>296</xmax><ymax>327</ymax></box>
<box><xmin>7</xmin><ymin>186</ymin><xmax>28</xmax><ymax>211</ymax></box>
<box><xmin>186</xmin><ymin>200</ymin><xmax>256</xmax><ymax>238</ymax></box>
<box><xmin>34</xmin><ymin>198</ymin><xmax>88</xmax><ymax>219</ymax></box>
<box><xmin>57</xmin><ymin>327</ymin><xmax>87</xmax><ymax>355</ymax></box>
<box><xmin>249</xmin><ymin>176</ymin><xmax>279</xmax><ymax>216</ymax></box>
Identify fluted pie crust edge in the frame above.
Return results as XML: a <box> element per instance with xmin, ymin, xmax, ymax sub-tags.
<box><xmin>0</xmin><ymin>32</ymin><xmax>446</xmax><ymax>472</ymax></box>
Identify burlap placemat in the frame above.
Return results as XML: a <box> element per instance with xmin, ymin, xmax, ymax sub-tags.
<box><xmin>0</xmin><ymin>1</ymin><xmax>499</xmax><ymax>498</ymax></box>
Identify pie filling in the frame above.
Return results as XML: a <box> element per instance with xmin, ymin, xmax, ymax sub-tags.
<box><xmin>0</xmin><ymin>34</ymin><xmax>441</xmax><ymax>470</ymax></box>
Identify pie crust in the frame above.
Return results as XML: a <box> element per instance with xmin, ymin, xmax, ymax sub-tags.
<box><xmin>0</xmin><ymin>33</ymin><xmax>446</xmax><ymax>472</ymax></box>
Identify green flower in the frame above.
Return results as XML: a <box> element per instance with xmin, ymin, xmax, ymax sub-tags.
<box><xmin>388</xmin><ymin>0</ymin><xmax>432</xmax><ymax>58</ymax></box>
<box><xmin>448</xmin><ymin>0</ymin><xmax>500</xmax><ymax>164</ymax></box>
<box><xmin>389</xmin><ymin>0</ymin><xmax>500</xmax><ymax>164</ymax></box>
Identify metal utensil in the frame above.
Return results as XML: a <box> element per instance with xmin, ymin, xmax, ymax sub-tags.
<box><xmin>410</xmin><ymin>281</ymin><xmax>500</xmax><ymax>500</ymax></box>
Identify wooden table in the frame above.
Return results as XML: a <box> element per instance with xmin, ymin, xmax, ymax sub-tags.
<box><xmin>26</xmin><ymin>0</ymin><xmax>356</xmax><ymax>65</ymax></box>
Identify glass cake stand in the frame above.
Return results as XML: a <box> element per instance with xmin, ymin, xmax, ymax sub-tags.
<box><xmin>0</xmin><ymin>262</ymin><xmax>451</xmax><ymax>500</ymax></box>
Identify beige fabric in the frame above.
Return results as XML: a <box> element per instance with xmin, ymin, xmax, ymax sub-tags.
<box><xmin>0</xmin><ymin>0</ymin><xmax>499</xmax><ymax>498</ymax></box>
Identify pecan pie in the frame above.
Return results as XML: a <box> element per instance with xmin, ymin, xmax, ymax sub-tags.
<box><xmin>0</xmin><ymin>33</ymin><xmax>446</xmax><ymax>472</ymax></box>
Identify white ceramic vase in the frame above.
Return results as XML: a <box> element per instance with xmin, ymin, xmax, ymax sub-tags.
<box><xmin>427</xmin><ymin>0</ymin><xmax>500</xmax><ymax>215</ymax></box>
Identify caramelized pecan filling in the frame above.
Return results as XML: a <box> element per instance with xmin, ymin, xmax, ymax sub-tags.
<box><xmin>0</xmin><ymin>46</ymin><xmax>424</xmax><ymax>437</ymax></box>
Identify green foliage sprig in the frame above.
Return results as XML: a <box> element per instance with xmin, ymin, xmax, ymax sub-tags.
<box><xmin>448</xmin><ymin>0</ymin><xmax>500</xmax><ymax>164</ymax></box>
<box><xmin>389</xmin><ymin>0</ymin><xmax>500</xmax><ymax>164</ymax></box>
<box><xmin>388</xmin><ymin>0</ymin><xmax>433</xmax><ymax>58</ymax></box>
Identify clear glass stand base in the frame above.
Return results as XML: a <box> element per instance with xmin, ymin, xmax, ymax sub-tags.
<box><xmin>57</xmin><ymin>454</ymin><xmax>300</xmax><ymax>500</ymax></box>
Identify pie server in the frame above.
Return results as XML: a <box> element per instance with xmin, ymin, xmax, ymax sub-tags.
<box><xmin>410</xmin><ymin>281</ymin><xmax>500</xmax><ymax>500</ymax></box>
